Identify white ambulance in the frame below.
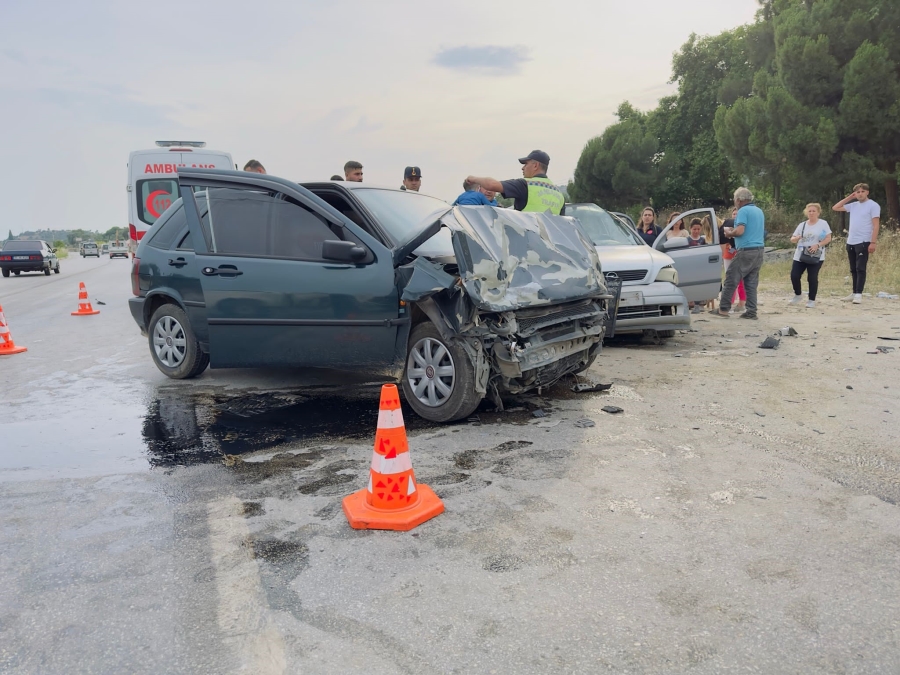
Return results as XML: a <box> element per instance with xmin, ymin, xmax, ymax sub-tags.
<box><xmin>127</xmin><ymin>141</ymin><xmax>234</xmax><ymax>243</ymax></box>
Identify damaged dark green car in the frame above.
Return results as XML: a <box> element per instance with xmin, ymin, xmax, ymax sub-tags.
<box><xmin>129</xmin><ymin>170</ymin><xmax>613</xmax><ymax>422</ymax></box>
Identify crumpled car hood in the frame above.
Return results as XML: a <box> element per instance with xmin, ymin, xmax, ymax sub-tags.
<box><xmin>440</xmin><ymin>206</ymin><xmax>606</xmax><ymax>311</ymax></box>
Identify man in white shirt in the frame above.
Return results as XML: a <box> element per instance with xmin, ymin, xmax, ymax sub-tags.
<box><xmin>832</xmin><ymin>183</ymin><xmax>880</xmax><ymax>304</ymax></box>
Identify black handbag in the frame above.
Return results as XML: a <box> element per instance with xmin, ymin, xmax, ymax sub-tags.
<box><xmin>798</xmin><ymin>222</ymin><xmax>823</xmax><ymax>264</ymax></box>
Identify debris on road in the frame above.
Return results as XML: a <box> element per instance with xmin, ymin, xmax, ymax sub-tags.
<box><xmin>876</xmin><ymin>346</ymin><xmax>895</xmax><ymax>353</ymax></box>
<box><xmin>601</xmin><ymin>405</ymin><xmax>624</xmax><ymax>414</ymax></box>
<box><xmin>759</xmin><ymin>336</ymin><xmax>780</xmax><ymax>349</ymax></box>
<box><xmin>573</xmin><ymin>418</ymin><xmax>596</xmax><ymax>428</ymax></box>
<box><xmin>571</xmin><ymin>382</ymin><xmax>613</xmax><ymax>393</ymax></box>
<box><xmin>532</xmin><ymin>409</ymin><xmax>547</xmax><ymax>418</ymax></box>
<box><xmin>875</xmin><ymin>292</ymin><xmax>898</xmax><ymax>299</ymax></box>
<box><xmin>878</xmin><ymin>336</ymin><xmax>900</xmax><ymax>341</ymax></box>
<box><xmin>847</xmin><ymin>385</ymin><xmax>854</xmax><ymax>390</ymax></box>
<box><xmin>778</xmin><ymin>326</ymin><xmax>798</xmax><ymax>336</ymax></box>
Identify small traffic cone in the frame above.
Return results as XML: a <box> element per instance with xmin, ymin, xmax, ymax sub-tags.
<box><xmin>0</xmin><ymin>305</ymin><xmax>27</xmax><ymax>355</ymax></box>
<box><xmin>71</xmin><ymin>282</ymin><xmax>100</xmax><ymax>316</ymax></box>
<box><xmin>342</xmin><ymin>384</ymin><xmax>444</xmax><ymax>531</ymax></box>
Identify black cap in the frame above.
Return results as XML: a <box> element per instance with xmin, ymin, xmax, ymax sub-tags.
<box><xmin>518</xmin><ymin>150</ymin><xmax>550</xmax><ymax>166</ymax></box>
<box><xmin>404</xmin><ymin>166</ymin><xmax>422</xmax><ymax>179</ymax></box>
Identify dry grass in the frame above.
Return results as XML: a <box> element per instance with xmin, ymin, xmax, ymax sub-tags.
<box><xmin>759</xmin><ymin>231</ymin><xmax>900</xmax><ymax>296</ymax></box>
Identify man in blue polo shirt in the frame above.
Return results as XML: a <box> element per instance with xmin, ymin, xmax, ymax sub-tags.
<box><xmin>711</xmin><ymin>187</ymin><xmax>765</xmax><ymax>320</ymax></box>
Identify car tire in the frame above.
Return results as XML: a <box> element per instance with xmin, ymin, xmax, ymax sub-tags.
<box><xmin>13</xmin><ymin>271</ymin><xmax>20</xmax><ymax>276</ymax></box>
<box><xmin>54</xmin><ymin>263</ymin><xmax>60</xmax><ymax>274</ymax></box>
<box><xmin>657</xmin><ymin>330</ymin><xmax>675</xmax><ymax>339</ymax></box>
<box><xmin>148</xmin><ymin>304</ymin><xmax>207</xmax><ymax>380</ymax></box>
<box><xmin>401</xmin><ymin>321</ymin><xmax>483</xmax><ymax>423</ymax></box>
<box><xmin>1</xmin><ymin>269</ymin><xmax>8</xmax><ymax>278</ymax></box>
<box><xmin>44</xmin><ymin>265</ymin><xmax>51</xmax><ymax>276</ymax></box>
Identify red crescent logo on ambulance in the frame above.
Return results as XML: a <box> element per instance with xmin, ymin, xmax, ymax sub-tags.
<box><xmin>146</xmin><ymin>190</ymin><xmax>172</xmax><ymax>219</ymax></box>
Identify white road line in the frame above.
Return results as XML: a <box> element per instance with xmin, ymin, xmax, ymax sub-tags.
<box><xmin>207</xmin><ymin>497</ymin><xmax>287</xmax><ymax>674</ymax></box>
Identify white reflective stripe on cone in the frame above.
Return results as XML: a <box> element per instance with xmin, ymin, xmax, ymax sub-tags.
<box><xmin>377</xmin><ymin>408</ymin><xmax>405</xmax><ymax>429</ymax></box>
<box><xmin>367</xmin><ymin>474</ymin><xmax>373</xmax><ymax>493</ymax></box>
<box><xmin>370</xmin><ymin>452</ymin><xmax>413</xmax><ymax>475</ymax></box>
<box><xmin>407</xmin><ymin>475</ymin><xmax>416</xmax><ymax>495</ymax></box>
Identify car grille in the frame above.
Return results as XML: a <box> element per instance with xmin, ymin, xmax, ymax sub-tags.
<box><xmin>610</xmin><ymin>269</ymin><xmax>648</xmax><ymax>282</ymax></box>
<box><xmin>515</xmin><ymin>303</ymin><xmax>600</xmax><ymax>336</ymax></box>
<box><xmin>617</xmin><ymin>304</ymin><xmax>661</xmax><ymax>319</ymax></box>
<box><xmin>527</xmin><ymin>351</ymin><xmax>589</xmax><ymax>386</ymax></box>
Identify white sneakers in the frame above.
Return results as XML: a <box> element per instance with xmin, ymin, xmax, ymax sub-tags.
<box><xmin>841</xmin><ymin>294</ymin><xmax>855</xmax><ymax>302</ymax></box>
<box><xmin>789</xmin><ymin>294</ymin><xmax>804</xmax><ymax>305</ymax></box>
<box><xmin>852</xmin><ymin>294</ymin><xmax>862</xmax><ymax>304</ymax></box>
<box><xmin>806</xmin><ymin>300</ymin><xmax>815</xmax><ymax>308</ymax></box>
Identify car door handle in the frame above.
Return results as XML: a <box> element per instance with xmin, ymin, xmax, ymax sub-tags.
<box><xmin>168</xmin><ymin>258</ymin><xmax>187</xmax><ymax>268</ymax></box>
<box><xmin>202</xmin><ymin>265</ymin><xmax>243</xmax><ymax>277</ymax></box>
<box><xmin>708</xmin><ymin>255</ymin><xmax>720</xmax><ymax>263</ymax></box>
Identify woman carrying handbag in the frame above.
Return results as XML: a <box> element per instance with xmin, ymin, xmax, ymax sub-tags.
<box><xmin>788</xmin><ymin>203</ymin><xmax>832</xmax><ymax>308</ymax></box>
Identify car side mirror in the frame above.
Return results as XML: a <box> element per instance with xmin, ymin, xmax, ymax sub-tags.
<box><xmin>322</xmin><ymin>239</ymin><xmax>367</xmax><ymax>262</ymax></box>
<box><xmin>663</xmin><ymin>237</ymin><xmax>689</xmax><ymax>250</ymax></box>
<box><xmin>51</xmin><ymin>248</ymin><xmax>57</xmax><ymax>253</ymax></box>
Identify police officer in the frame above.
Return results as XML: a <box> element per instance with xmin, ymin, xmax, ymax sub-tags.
<box><xmin>466</xmin><ymin>150</ymin><xmax>564</xmax><ymax>215</ymax></box>
<box><xmin>400</xmin><ymin>166</ymin><xmax>422</xmax><ymax>191</ymax></box>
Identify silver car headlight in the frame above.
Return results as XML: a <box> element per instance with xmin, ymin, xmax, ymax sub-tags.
<box><xmin>655</xmin><ymin>264</ymin><xmax>678</xmax><ymax>285</ymax></box>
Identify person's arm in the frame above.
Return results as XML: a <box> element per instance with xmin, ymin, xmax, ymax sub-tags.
<box><xmin>832</xmin><ymin>193</ymin><xmax>855</xmax><ymax>212</ymax></box>
<box><xmin>869</xmin><ymin>217</ymin><xmax>879</xmax><ymax>253</ymax></box>
<box><xmin>466</xmin><ymin>176</ymin><xmax>504</xmax><ymax>193</ymax></box>
<box><xmin>789</xmin><ymin>223</ymin><xmax>804</xmax><ymax>245</ymax></box>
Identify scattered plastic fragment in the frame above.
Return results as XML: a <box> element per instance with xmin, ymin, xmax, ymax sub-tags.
<box><xmin>759</xmin><ymin>336</ymin><xmax>780</xmax><ymax>349</ymax></box>
<box><xmin>876</xmin><ymin>346</ymin><xmax>895</xmax><ymax>353</ymax></box>
<box><xmin>878</xmin><ymin>336</ymin><xmax>900</xmax><ymax>341</ymax></box>
<box><xmin>876</xmin><ymin>292</ymin><xmax>898</xmax><ymax>299</ymax></box>
<box><xmin>601</xmin><ymin>406</ymin><xmax>624</xmax><ymax>414</ymax></box>
<box><xmin>571</xmin><ymin>382</ymin><xmax>613</xmax><ymax>393</ymax></box>
<box><xmin>846</xmin><ymin>385</ymin><xmax>853</xmax><ymax>390</ymax></box>
<box><xmin>573</xmin><ymin>418</ymin><xmax>596</xmax><ymax>428</ymax></box>
<box><xmin>778</xmin><ymin>326</ymin><xmax>798</xmax><ymax>336</ymax></box>
<box><xmin>532</xmin><ymin>409</ymin><xmax>547</xmax><ymax>418</ymax></box>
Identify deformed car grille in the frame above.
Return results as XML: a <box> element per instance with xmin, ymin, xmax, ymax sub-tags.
<box><xmin>515</xmin><ymin>303</ymin><xmax>601</xmax><ymax>336</ymax></box>
<box><xmin>617</xmin><ymin>304</ymin><xmax>661</xmax><ymax>319</ymax></box>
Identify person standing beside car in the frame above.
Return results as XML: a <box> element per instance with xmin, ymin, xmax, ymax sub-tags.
<box><xmin>636</xmin><ymin>207</ymin><xmax>661</xmax><ymax>245</ymax></box>
<box><xmin>711</xmin><ymin>187</ymin><xmax>765</xmax><ymax>320</ymax></box>
<box><xmin>243</xmin><ymin>160</ymin><xmax>266</xmax><ymax>174</ymax></box>
<box><xmin>344</xmin><ymin>161</ymin><xmax>363</xmax><ymax>182</ymax></box>
<box><xmin>832</xmin><ymin>183</ymin><xmax>880</xmax><ymax>304</ymax></box>
<box><xmin>465</xmin><ymin>150</ymin><xmax>565</xmax><ymax>215</ymax></box>
<box><xmin>719</xmin><ymin>207</ymin><xmax>746</xmax><ymax>313</ymax></box>
<box><xmin>788</xmin><ymin>203</ymin><xmax>832</xmax><ymax>309</ymax></box>
<box><xmin>400</xmin><ymin>166</ymin><xmax>422</xmax><ymax>192</ymax></box>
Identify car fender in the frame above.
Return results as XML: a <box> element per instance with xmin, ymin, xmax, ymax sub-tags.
<box><xmin>142</xmin><ymin>287</ymin><xmax>210</xmax><ymax>350</ymax></box>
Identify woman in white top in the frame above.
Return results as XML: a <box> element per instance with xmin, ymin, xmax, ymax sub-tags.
<box><xmin>788</xmin><ymin>203</ymin><xmax>832</xmax><ymax>308</ymax></box>
<box><xmin>665</xmin><ymin>212</ymin><xmax>688</xmax><ymax>239</ymax></box>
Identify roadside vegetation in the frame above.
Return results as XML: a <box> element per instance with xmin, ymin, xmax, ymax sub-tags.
<box><xmin>53</xmin><ymin>240</ymin><xmax>69</xmax><ymax>259</ymax></box>
<box><xmin>568</xmin><ymin>0</ymin><xmax>899</xmax><ymax>231</ymax></box>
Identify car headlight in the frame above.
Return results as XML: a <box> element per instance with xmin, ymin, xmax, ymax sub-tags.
<box><xmin>655</xmin><ymin>264</ymin><xmax>678</xmax><ymax>285</ymax></box>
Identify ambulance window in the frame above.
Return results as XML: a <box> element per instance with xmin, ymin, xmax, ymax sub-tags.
<box><xmin>147</xmin><ymin>202</ymin><xmax>186</xmax><ymax>250</ymax></box>
<box><xmin>136</xmin><ymin>179</ymin><xmax>178</xmax><ymax>226</ymax></box>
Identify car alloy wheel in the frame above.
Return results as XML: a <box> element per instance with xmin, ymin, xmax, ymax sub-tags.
<box><xmin>406</xmin><ymin>336</ymin><xmax>456</xmax><ymax>407</ymax></box>
<box><xmin>153</xmin><ymin>315</ymin><xmax>187</xmax><ymax>368</ymax></box>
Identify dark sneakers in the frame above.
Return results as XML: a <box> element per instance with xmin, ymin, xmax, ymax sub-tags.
<box><xmin>738</xmin><ymin>313</ymin><xmax>758</xmax><ymax>320</ymax></box>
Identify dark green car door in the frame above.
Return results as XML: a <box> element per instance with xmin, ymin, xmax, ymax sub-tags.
<box><xmin>178</xmin><ymin>174</ymin><xmax>403</xmax><ymax>370</ymax></box>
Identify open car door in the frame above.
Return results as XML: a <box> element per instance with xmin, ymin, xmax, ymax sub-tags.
<box><xmin>653</xmin><ymin>208</ymin><xmax>721</xmax><ymax>303</ymax></box>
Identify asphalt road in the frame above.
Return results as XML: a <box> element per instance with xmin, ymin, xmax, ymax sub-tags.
<box><xmin>2</xmin><ymin>257</ymin><xmax>899</xmax><ymax>674</ymax></box>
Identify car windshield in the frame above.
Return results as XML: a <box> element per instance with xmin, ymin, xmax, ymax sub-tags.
<box><xmin>84</xmin><ymin>243</ymin><xmax>97</xmax><ymax>249</ymax></box>
<box><xmin>567</xmin><ymin>204</ymin><xmax>643</xmax><ymax>246</ymax></box>
<box><xmin>351</xmin><ymin>188</ymin><xmax>450</xmax><ymax>245</ymax></box>
<box><xmin>2</xmin><ymin>241</ymin><xmax>41</xmax><ymax>251</ymax></box>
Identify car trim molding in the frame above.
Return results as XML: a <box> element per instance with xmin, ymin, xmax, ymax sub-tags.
<box><xmin>207</xmin><ymin>317</ymin><xmax>410</xmax><ymax>328</ymax></box>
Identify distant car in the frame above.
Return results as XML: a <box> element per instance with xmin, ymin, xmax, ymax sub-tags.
<box><xmin>80</xmin><ymin>243</ymin><xmax>100</xmax><ymax>258</ymax></box>
<box><xmin>108</xmin><ymin>243</ymin><xmax>129</xmax><ymax>259</ymax></box>
<box><xmin>101</xmin><ymin>244</ymin><xmax>110</xmax><ymax>254</ymax></box>
<box><xmin>566</xmin><ymin>203</ymin><xmax>689</xmax><ymax>338</ymax></box>
<box><xmin>130</xmin><ymin>169</ymin><xmax>612</xmax><ymax>422</ymax></box>
<box><xmin>1</xmin><ymin>240</ymin><xmax>60</xmax><ymax>277</ymax></box>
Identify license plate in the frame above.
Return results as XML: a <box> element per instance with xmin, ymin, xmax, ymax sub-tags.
<box><xmin>619</xmin><ymin>291</ymin><xmax>643</xmax><ymax>307</ymax></box>
<box><xmin>13</xmin><ymin>255</ymin><xmax>29</xmax><ymax>260</ymax></box>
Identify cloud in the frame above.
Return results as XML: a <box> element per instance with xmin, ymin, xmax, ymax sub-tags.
<box><xmin>432</xmin><ymin>45</ymin><xmax>531</xmax><ymax>76</ymax></box>
<box><xmin>32</xmin><ymin>87</ymin><xmax>177</xmax><ymax>128</ymax></box>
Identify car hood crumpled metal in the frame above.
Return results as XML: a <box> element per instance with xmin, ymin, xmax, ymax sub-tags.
<box><xmin>400</xmin><ymin>206</ymin><xmax>607</xmax><ymax>312</ymax></box>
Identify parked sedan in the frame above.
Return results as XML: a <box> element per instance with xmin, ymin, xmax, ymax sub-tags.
<box><xmin>0</xmin><ymin>240</ymin><xmax>60</xmax><ymax>277</ymax></box>
<box><xmin>129</xmin><ymin>170</ymin><xmax>612</xmax><ymax>422</ymax></box>
<box><xmin>565</xmin><ymin>204</ymin><xmax>689</xmax><ymax>338</ymax></box>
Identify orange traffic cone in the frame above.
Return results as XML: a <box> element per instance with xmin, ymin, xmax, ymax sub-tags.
<box><xmin>0</xmin><ymin>304</ymin><xmax>27</xmax><ymax>355</ymax></box>
<box><xmin>71</xmin><ymin>282</ymin><xmax>100</xmax><ymax>316</ymax></box>
<box><xmin>342</xmin><ymin>384</ymin><xmax>444</xmax><ymax>531</ymax></box>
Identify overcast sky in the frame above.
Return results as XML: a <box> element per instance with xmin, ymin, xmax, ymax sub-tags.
<box><xmin>0</xmin><ymin>0</ymin><xmax>759</xmax><ymax>236</ymax></box>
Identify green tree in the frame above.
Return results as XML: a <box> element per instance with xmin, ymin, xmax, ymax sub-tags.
<box><xmin>569</xmin><ymin>103</ymin><xmax>658</xmax><ymax>209</ymax></box>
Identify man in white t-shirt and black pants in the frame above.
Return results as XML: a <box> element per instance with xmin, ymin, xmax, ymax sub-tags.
<box><xmin>832</xmin><ymin>182</ymin><xmax>880</xmax><ymax>304</ymax></box>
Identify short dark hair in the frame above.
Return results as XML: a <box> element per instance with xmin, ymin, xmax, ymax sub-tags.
<box><xmin>243</xmin><ymin>159</ymin><xmax>265</xmax><ymax>172</ymax></box>
<box><xmin>330</xmin><ymin>174</ymin><xmax>344</xmax><ymax>181</ymax></box>
<box><xmin>344</xmin><ymin>160</ymin><xmax>362</xmax><ymax>172</ymax></box>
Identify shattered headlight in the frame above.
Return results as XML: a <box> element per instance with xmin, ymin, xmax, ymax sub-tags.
<box><xmin>655</xmin><ymin>265</ymin><xmax>678</xmax><ymax>285</ymax></box>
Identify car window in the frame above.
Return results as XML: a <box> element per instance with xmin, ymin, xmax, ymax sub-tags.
<box><xmin>147</xmin><ymin>201</ymin><xmax>187</xmax><ymax>250</ymax></box>
<box><xmin>567</xmin><ymin>205</ymin><xmax>643</xmax><ymax>246</ymax></box>
<box><xmin>351</xmin><ymin>188</ymin><xmax>449</xmax><ymax>245</ymax></box>
<box><xmin>2</xmin><ymin>241</ymin><xmax>42</xmax><ymax>251</ymax></box>
<box><xmin>201</xmin><ymin>188</ymin><xmax>339</xmax><ymax>261</ymax></box>
<box><xmin>176</xmin><ymin>230</ymin><xmax>193</xmax><ymax>251</ymax></box>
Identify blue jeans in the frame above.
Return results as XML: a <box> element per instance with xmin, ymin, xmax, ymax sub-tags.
<box><xmin>719</xmin><ymin>248</ymin><xmax>764</xmax><ymax>316</ymax></box>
